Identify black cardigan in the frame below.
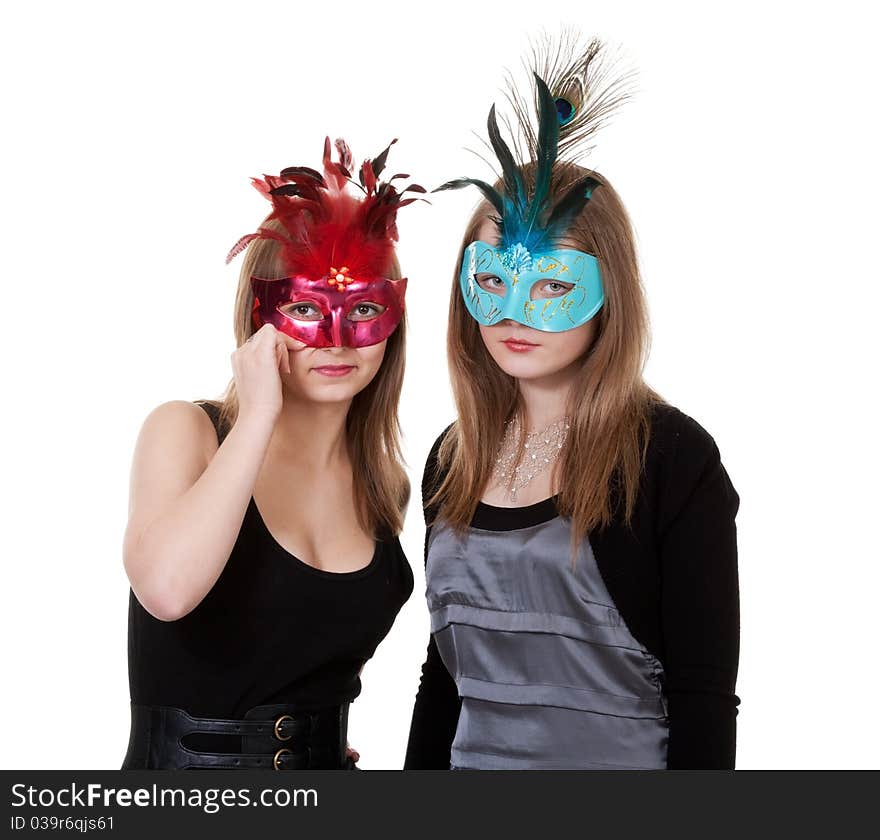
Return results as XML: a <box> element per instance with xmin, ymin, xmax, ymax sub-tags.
<box><xmin>403</xmin><ymin>401</ymin><xmax>741</xmax><ymax>770</ymax></box>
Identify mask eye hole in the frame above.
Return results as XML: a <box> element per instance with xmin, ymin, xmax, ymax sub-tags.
<box><xmin>278</xmin><ymin>301</ymin><xmax>324</xmax><ymax>322</ymax></box>
<box><xmin>347</xmin><ymin>302</ymin><xmax>387</xmax><ymax>322</ymax></box>
<box><xmin>475</xmin><ymin>273</ymin><xmax>507</xmax><ymax>297</ymax></box>
<box><xmin>530</xmin><ymin>279</ymin><xmax>574</xmax><ymax>300</ymax></box>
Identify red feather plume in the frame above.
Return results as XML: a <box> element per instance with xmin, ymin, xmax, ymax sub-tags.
<box><xmin>227</xmin><ymin>137</ymin><xmax>425</xmax><ymax>276</ymax></box>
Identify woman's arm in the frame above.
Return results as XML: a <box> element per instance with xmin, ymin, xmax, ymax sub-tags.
<box><xmin>658</xmin><ymin>411</ymin><xmax>741</xmax><ymax>769</ymax></box>
<box><xmin>403</xmin><ymin>427</ymin><xmax>462</xmax><ymax>769</ymax></box>
<box><xmin>404</xmin><ymin>624</ymin><xmax>462</xmax><ymax>769</ymax></box>
<box><xmin>123</xmin><ymin>324</ymin><xmax>300</xmax><ymax>621</ymax></box>
<box><xmin>122</xmin><ymin>401</ymin><xmax>276</xmax><ymax>621</ymax></box>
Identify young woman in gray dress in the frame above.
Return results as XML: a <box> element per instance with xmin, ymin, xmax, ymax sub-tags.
<box><xmin>404</xmin><ymin>39</ymin><xmax>741</xmax><ymax>770</ymax></box>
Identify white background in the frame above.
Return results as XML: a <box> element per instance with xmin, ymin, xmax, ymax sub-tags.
<box><xmin>1</xmin><ymin>0</ymin><xmax>877</xmax><ymax>770</ymax></box>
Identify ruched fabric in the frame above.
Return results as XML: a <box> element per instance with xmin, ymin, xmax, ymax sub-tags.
<box><xmin>426</xmin><ymin>516</ymin><xmax>669</xmax><ymax>770</ymax></box>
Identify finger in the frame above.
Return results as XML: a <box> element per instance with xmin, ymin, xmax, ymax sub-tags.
<box><xmin>252</xmin><ymin>323</ymin><xmax>277</xmax><ymax>344</ymax></box>
<box><xmin>273</xmin><ymin>330</ymin><xmax>302</xmax><ymax>360</ymax></box>
<box><xmin>248</xmin><ymin>326</ymin><xmax>283</xmax><ymax>360</ymax></box>
<box><xmin>280</xmin><ymin>341</ymin><xmax>292</xmax><ymax>375</ymax></box>
<box><xmin>278</xmin><ymin>332</ymin><xmax>308</xmax><ymax>352</ymax></box>
<box><xmin>274</xmin><ymin>341</ymin><xmax>289</xmax><ymax>375</ymax></box>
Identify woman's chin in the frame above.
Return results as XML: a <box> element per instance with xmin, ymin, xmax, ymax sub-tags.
<box><xmin>489</xmin><ymin>351</ymin><xmax>564</xmax><ymax>381</ymax></box>
<box><xmin>283</xmin><ymin>374</ymin><xmax>373</xmax><ymax>404</ymax></box>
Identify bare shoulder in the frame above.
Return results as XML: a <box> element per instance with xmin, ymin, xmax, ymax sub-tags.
<box><xmin>123</xmin><ymin>401</ymin><xmax>222</xmax><ymax>585</ymax></box>
<box><xmin>134</xmin><ymin>400</ymin><xmax>219</xmax><ymax>470</ymax></box>
<box><xmin>140</xmin><ymin>400</ymin><xmax>218</xmax><ymax>441</ymax></box>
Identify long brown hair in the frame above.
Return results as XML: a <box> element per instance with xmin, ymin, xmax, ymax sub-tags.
<box><xmin>202</xmin><ymin>219</ymin><xmax>410</xmax><ymax>538</ymax></box>
<box><xmin>431</xmin><ymin>161</ymin><xmax>664</xmax><ymax>544</ymax></box>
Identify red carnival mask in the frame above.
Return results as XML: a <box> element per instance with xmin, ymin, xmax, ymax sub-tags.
<box><xmin>250</xmin><ymin>272</ymin><xmax>407</xmax><ymax>348</ymax></box>
<box><xmin>227</xmin><ymin>137</ymin><xmax>424</xmax><ymax>348</ymax></box>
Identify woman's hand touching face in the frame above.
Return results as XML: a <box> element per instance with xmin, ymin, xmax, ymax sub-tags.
<box><xmin>231</xmin><ymin>323</ymin><xmax>307</xmax><ymax>422</ymax></box>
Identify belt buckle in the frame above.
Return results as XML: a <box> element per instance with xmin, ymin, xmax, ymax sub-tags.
<box><xmin>274</xmin><ymin>714</ymin><xmax>295</xmax><ymax>742</ymax></box>
<box><xmin>273</xmin><ymin>747</ymin><xmax>293</xmax><ymax>770</ymax></box>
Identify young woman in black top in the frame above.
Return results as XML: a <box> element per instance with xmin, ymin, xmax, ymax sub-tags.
<box><xmin>122</xmin><ymin>138</ymin><xmax>420</xmax><ymax>769</ymax></box>
<box><xmin>404</xmin><ymin>41</ymin><xmax>740</xmax><ymax>770</ymax></box>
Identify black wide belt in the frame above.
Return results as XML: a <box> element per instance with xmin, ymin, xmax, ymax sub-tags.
<box><xmin>122</xmin><ymin>702</ymin><xmax>354</xmax><ymax>770</ymax></box>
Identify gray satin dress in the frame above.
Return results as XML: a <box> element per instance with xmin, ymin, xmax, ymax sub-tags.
<box><xmin>426</xmin><ymin>505</ymin><xmax>669</xmax><ymax>769</ymax></box>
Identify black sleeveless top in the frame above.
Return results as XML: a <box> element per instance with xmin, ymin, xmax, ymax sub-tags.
<box><xmin>126</xmin><ymin>401</ymin><xmax>414</xmax><ymax>718</ymax></box>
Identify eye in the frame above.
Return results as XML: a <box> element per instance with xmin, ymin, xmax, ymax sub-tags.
<box><xmin>279</xmin><ymin>301</ymin><xmax>323</xmax><ymax>321</ymax></box>
<box><xmin>348</xmin><ymin>302</ymin><xmax>387</xmax><ymax>322</ymax></box>
<box><xmin>475</xmin><ymin>273</ymin><xmax>507</xmax><ymax>297</ymax></box>
<box><xmin>532</xmin><ymin>280</ymin><xmax>574</xmax><ymax>299</ymax></box>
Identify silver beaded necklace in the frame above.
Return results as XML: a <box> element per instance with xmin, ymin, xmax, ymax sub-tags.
<box><xmin>492</xmin><ymin>415</ymin><xmax>571</xmax><ymax>502</ymax></box>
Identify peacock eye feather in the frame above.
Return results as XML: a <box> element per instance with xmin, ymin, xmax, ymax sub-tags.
<box><xmin>555</xmin><ymin>97</ymin><xmax>575</xmax><ymax>126</ymax></box>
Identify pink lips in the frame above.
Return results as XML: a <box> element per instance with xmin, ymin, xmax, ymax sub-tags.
<box><xmin>311</xmin><ymin>364</ymin><xmax>356</xmax><ymax>377</ymax></box>
<box><xmin>502</xmin><ymin>337</ymin><xmax>540</xmax><ymax>353</ymax></box>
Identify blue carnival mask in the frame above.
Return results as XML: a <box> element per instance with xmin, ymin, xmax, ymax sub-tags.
<box><xmin>436</xmin><ymin>69</ymin><xmax>622</xmax><ymax>333</ymax></box>
<box><xmin>460</xmin><ymin>240</ymin><xmax>603</xmax><ymax>331</ymax></box>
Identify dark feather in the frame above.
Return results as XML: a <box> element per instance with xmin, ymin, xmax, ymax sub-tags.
<box><xmin>279</xmin><ymin>166</ymin><xmax>325</xmax><ymax>185</ymax></box>
<box><xmin>268</xmin><ymin>184</ymin><xmax>303</xmax><ymax>197</ymax></box>
<box><xmin>487</xmin><ymin>105</ymin><xmax>525</xmax><ymax>216</ymax></box>
<box><xmin>394</xmin><ymin>196</ymin><xmax>429</xmax><ymax>209</ymax></box>
<box><xmin>433</xmin><ymin>178</ymin><xmax>505</xmax><ymax>215</ymax></box>
<box><xmin>370</xmin><ymin>138</ymin><xmax>398</xmax><ymax>180</ymax></box>
<box><xmin>546</xmin><ymin>175</ymin><xmax>600</xmax><ymax>235</ymax></box>
<box><xmin>524</xmin><ymin>74</ymin><xmax>560</xmax><ymax>235</ymax></box>
<box><xmin>271</xmin><ymin>173</ymin><xmax>325</xmax><ymax>203</ymax></box>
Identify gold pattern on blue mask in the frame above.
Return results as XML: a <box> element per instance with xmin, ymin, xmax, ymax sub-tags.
<box><xmin>460</xmin><ymin>240</ymin><xmax>603</xmax><ymax>331</ymax></box>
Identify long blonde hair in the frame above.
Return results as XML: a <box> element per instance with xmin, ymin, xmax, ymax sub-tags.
<box><xmin>202</xmin><ymin>220</ymin><xmax>410</xmax><ymax>538</ymax></box>
<box><xmin>431</xmin><ymin>161</ymin><xmax>664</xmax><ymax>543</ymax></box>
